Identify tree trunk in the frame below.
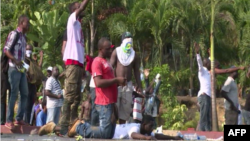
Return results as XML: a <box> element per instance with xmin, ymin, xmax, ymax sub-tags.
<box><xmin>90</xmin><ymin>0</ymin><xmax>95</xmax><ymax>56</ymax></box>
<box><xmin>159</xmin><ymin>43</ymin><xmax>163</xmax><ymax>66</ymax></box>
<box><xmin>189</xmin><ymin>43</ymin><xmax>193</xmax><ymax>97</ymax></box>
<box><xmin>210</xmin><ymin>0</ymin><xmax>219</xmax><ymax>131</ymax></box>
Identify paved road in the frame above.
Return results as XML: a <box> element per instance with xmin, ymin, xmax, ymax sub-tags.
<box><xmin>2</xmin><ymin>134</ymin><xmax>177</xmax><ymax>141</ymax></box>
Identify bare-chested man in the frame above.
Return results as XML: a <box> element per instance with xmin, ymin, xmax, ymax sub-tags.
<box><xmin>110</xmin><ymin>32</ymin><xmax>142</xmax><ymax>124</ymax></box>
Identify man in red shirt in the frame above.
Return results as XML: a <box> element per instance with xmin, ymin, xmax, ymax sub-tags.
<box><xmin>70</xmin><ymin>37</ymin><xmax>125</xmax><ymax>138</ymax></box>
<box><xmin>38</xmin><ymin>38</ymin><xmax>125</xmax><ymax>138</ymax></box>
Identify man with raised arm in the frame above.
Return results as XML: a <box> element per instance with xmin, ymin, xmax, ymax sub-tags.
<box><xmin>60</xmin><ymin>0</ymin><xmax>90</xmax><ymax>136</ymax></box>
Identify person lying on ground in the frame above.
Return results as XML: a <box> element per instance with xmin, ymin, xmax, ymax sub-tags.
<box><xmin>38</xmin><ymin>115</ymin><xmax>183</xmax><ymax>140</ymax></box>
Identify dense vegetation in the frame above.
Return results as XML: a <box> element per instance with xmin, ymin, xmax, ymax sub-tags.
<box><xmin>1</xmin><ymin>0</ymin><xmax>250</xmax><ymax>130</ymax></box>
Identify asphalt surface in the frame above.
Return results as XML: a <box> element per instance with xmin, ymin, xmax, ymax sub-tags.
<box><xmin>0</xmin><ymin>134</ymin><xmax>186</xmax><ymax>141</ymax></box>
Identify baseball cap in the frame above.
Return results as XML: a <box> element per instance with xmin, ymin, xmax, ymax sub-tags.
<box><xmin>47</xmin><ymin>66</ymin><xmax>53</xmax><ymax>71</ymax></box>
<box><xmin>38</xmin><ymin>96</ymin><xmax>43</xmax><ymax>100</ymax></box>
<box><xmin>121</xmin><ymin>32</ymin><xmax>132</xmax><ymax>42</ymax></box>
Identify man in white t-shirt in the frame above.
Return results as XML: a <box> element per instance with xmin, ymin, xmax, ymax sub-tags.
<box><xmin>60</xmin><ymin>0</ymin><xmax>90</xmax><ymax>136</ymax></box>
<box><xmin>45</xmin><ymin>66</ymin><xmax>63</xmax><ymax>125</ymax></box>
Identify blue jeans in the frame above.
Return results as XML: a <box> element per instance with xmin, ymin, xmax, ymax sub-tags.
<box><xmin>76</xmin><ymin>104</ymin><xmax>116</xmax><ymax>139</ymax></box>
<box><xmin>46</xmin><ymin>107</ymin><xmax>61</xmax><ymax>124</ymax></box>
<box><xmin>90</xmin><ymin>87</ymin><xmax>99</xmax><ymax>126</ymax></box>
<box><xmin>7</xmin><ymin>67</ymin><xmax>28</xmax><ymax>122</ymax></box>
<box><xmin>24</xmin><ymin>82</ymin><xmax>36</xmax><ymax>124</ymax></box>
<box><xmin>198</xmin><ymin>94</ymin><xmax>211</xmax><ymax>131</ymax></box>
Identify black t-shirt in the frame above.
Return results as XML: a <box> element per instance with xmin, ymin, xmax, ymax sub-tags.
<box><xmin>63</xmin><ymin>30</ymin><xmax>67</xmax><ymax>41</ymax></box>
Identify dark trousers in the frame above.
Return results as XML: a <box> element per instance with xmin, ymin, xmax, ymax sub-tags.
<box><xmin>23</xmin><ymin>82</ymin><xmax>36</xmax><ymax>124</ymax></box>
<box><xmin>198</xmin><ymin>94</ymin><xmax>211</xmax><ymax>131</ymax></box>
<box><xmin>90</xmin><ymin>87</ymin><xmax>99</xmax><ymax>126</ymax></box>
<box><xmin>1</xmin><ymin>71</ymin><xmax>11</xmax><ymax>125</ymax></box>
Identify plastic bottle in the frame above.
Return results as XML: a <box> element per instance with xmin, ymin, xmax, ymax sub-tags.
<box><xmin>197</xmin><ymin>135</ymin><xmax>207</xmax><ymax>140</ymax></box>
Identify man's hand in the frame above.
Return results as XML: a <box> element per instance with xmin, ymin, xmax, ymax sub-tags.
<box><xmin>145</xmin><ymin>136</ymin><xmax>157</xmax><ymax>140</ymax></box>
<box><xmin>247</xmin><ymin>67</ymin><xmax>250</xmax><ymax>78</ymax></box>
<box><xmin>57</xmin><ymin>94</ymin><xmax>63</xmax><ymax>99</ymax></box>
<box><xmin>230</xmin><ymin>104</ymin><xmax>240</xmax><ymax>114</ymax></box>
<box><xmin>194</xmin><ymin>42</ymin><xmax>200</xmax><ymax>54</ymax></box>
<box><xmin>174</xmin><ymin>136</ymin><xmax>184</xmax><ymax>140</ymax></box>
<box><xmin>116</xmin><ymin>77</ymin><xmax>127</xmax><ymax>86</ymax></box>
<box><xmin>14</xmin><ymin>60</ymin><xmax>23</xmax><ymax>68</ymax></box>
<box><xmin>39</xmin><ymin>51</ymin><xmax>43</xmax><ymax>57</ymax></box>
<box><xmin>136</xmin><ymin>87</ymin><xmax>142</xmax><ymax>93</ymax></box>
<box><xmin>144</xmin><ymin>69</ymin><xmax>150</xmax><ymax>77</ymax></box>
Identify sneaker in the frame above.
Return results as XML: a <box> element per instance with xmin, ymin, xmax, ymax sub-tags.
<box><xmin>5</xmin><ymin>122</ymin><xmax>15</xmax><ymax>130</ymax></box>
<box><xmin>14</xmin><ymin>120</ymin><xmax>27</xmax><ymax>126</ymax></box>
<box><xmin>38</xmin><ymin>122</ymin><xmax>56</xmax><ymax>136</ymax></box>
<box><xmin>68</xmin><ymin>119</ymin><xmax>83</xmax><ymax>138</ymax></box>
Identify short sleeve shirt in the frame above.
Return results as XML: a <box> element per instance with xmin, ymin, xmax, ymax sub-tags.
<box><xmin>221</xmin><ymin>77</ymin><xmax>239</xmax><ymax>110</ymax></box>
<box><xmin>91</xmin><ymin>57</ymin><xmax>117</xmax><ymax>105</ymax></box>
<box><xmin>113</xmin><ymin>123</ymin><xmax>154</xmax><ymax>139</ymax></box>
<box><xmin>45</xmin><ymin>77</ymin><xmax>63</xmax><ymax>108</ymax></box>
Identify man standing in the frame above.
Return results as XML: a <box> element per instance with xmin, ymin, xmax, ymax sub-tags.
<box><xmin>194</xmin><ymin>42</ymin><xmax>212</xmax><ymax>131</ymax></box>
<box><xmin>24</xmin><ymin>45</ymin><xmax>41</xmax><ymax>124</ymax></box>
<box><xmin>60</xmin><ymin>0</ymin><xmax>90</xmax><ymax>135</ymax></box>
<box><xmin>38</xmin><ymin>38</ymin><xmax>126</xmax><ymax>138</ymax></box>
<box><xmin>4</xmin><ymin>15</ymin><xmax>30</xmax><ymax>129</ymax></box>
<box><xmin>220</xmin><ymin>66</ymin><xmax>241</xmax><ymax>125</ymax></box>
<box><xmin>45</xmin><ymin>66</ymin><xmax>63</xmax><ymax>124</ymax></box>
<box><xmin>110</xmin><ymin>32</ymin><xmax>142</xmax><ymax>124</ymax></box>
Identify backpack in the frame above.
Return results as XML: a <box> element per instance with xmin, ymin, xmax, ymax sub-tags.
<box><xmin>26</xmin><ymin>57</ymin><xmax>45</xmax><ymax>86</ymax></box>
<box><xmin>1</xmin><ymin>30</ymin><xmax>20</xmax><ymax>74</ymax></box>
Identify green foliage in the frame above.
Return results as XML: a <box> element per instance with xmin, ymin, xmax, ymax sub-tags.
<box><xmin>146</xmin><ymin>64</ymin><xmax>187</xmax><ymax>129</ymax></box>
<box><xmin>27</xmin><ymin>10</ymin><xmax>68</xmax><ymax>70</ymax></box>
<box><xmin>182</xmin><ymin>112</ymin><xmax>200</xmax><ymax>130</ymax></box>
<box><xmin>162</xmin><ymin>104</ymin><xmax>188</xmax><ymax>130</ymax></box>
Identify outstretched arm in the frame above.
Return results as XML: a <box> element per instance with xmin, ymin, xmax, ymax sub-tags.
<box><xmin>155</xmin><ymin>133</ymin><xmax>183</xmax><ymax>140</ymax></box>
<box><xmin>75</xmin><ymin>0</ymin><xmax>90</xmax><ymax>18</ymax></box>
<box><xmin>38</xmin><ymin>51</ymin><xmax>43</xmax><ymax>68</ymax></box>
<box><xmin>131</xmin><ymin>133</ymin><xmax>155</xmax><ymax>140</ymax></box>
<box><xmin>215</xmin><ymin>67</ymin><xmax>244</xmax><ymax>74</ymax></box>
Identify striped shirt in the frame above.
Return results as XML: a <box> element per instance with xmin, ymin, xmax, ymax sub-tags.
<box><xmin>45</xmin><ymin>77</ymin><xmax>63</xmax><ymax>108</ymax></box>
<box><xmin>4</xmin><ymin>28</ymin><xmax>26</xmax><ymax>67</ymax></box>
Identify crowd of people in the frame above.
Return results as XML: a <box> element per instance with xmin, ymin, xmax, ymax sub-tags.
<box><xmin>1</xmin><ymin>0</ymin><xmax>250</xmax><ymax>140</ymax></box>
<box><xmin>0</xmin><ymin>0</ymin><xmax>181</xmax><ymax>140</ymax></box>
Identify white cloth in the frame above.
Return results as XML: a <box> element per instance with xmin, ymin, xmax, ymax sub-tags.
<box><xmin>45</xmin><ymin>77</ymin><xmax>63</xmax><ymax>108</ymax></box>
<box><xmin>221</xmin><ymin>77</ymin><xmax>239</xmax><ymax>110</ymax></box>
<box><xmin>89</xmin><ymin>76</ymin><xmax>95</xmax><ymax>88</ymax></box>
<box><xmin>197</xmin><ymin>54</ymin><xmax>211</xmax><ymax>97</ymax></box>
<box><xmin>133</xmin><ymin>98</ymin><xmax>143</xmax><ymax>121</ymax></box>
<box><xmin>63</xmin><ymin>12</ymin><xmax>85</xmax><ymax>64</ymax></box>
<box><xmin>113</xmin><ymin>123</ymin><xmax>154</xmax><ymax>139</ymax></box>
<box><xmin>116</xmin><ymin>38</ymin><xmax>135</xmax><ymax>66</ymax></box>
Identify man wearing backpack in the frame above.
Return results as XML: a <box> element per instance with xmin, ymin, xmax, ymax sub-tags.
<box><xmin>24</xmin><ymin>44</ymin><xmax>45</xmax><ymax>125</ymax></box>
<box><xmin>4</xmin><ymin>15</ymin><xmax>30</xmax><ymax>129</ymax></box>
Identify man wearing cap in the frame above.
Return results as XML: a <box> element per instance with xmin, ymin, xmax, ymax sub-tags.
<box><xmin>110</xmin><ymin>32</ymin><xmax>143</xmax><ymax>124</ymax></box>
